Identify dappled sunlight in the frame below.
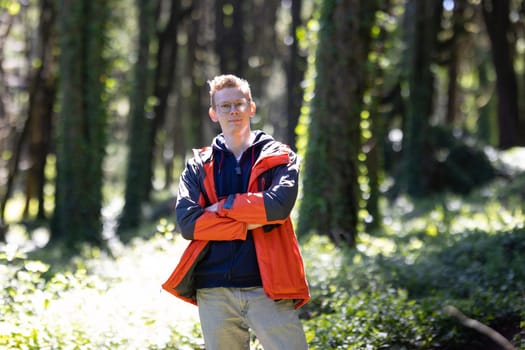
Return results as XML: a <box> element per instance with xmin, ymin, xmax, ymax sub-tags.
<box><xmin>357</xmin><ymin>233</ymin><xmax>397</xmax><ymax>257</ymax></box>
<box><xmin>0</xmin><ymin>233</ymin><xmax>201</xmax><ymax>349</ymax></box>
<box><xmin>3</xmin><ymin>194</ymin><xmax>27</xmax><ymax>223</ymax></box>
<box><xmin>450</xmin><ymin>204</ymin><xmax>524</xmax><ymax>234</ymax></box>
<box><xmin>382</xmin><ymin>193</ymin><xmax>524</xmax><ymax>241</ymax></box>
<box><xmin>497</xmin><ymin>146</ymin><xmax>525</xmax><ymax>172</ymax></box>
<box><xmin>301</xmin><ymin>235</ymin><xmax>343</xmax><ymax>283</ymax></box>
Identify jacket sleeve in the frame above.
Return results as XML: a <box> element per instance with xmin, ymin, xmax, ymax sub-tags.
<box><xmin>176</xmin><ymin>160</ymin><xmax>248</xmax><ymax>241</ymax></box>
<box><xmin>216</xmin><ymin>151</ymin><xmax>299</xmax><ymax>225</ymax></box>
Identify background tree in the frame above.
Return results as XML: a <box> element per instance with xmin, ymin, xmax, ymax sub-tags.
<box><xmin>361</xmin><ymin>0</ymin><xmax>403</xmax><ymax>230</ymax></box>
<box><xmin>0</xmin><ymin>2</ymin><xmax>24</xmax><ymax>239</ymax></box>
<box><xmin>144</xmin><ymin>1</ymin><xmax>193</xmax><ymax>196</ymax></box>
<box><xmin>298</xmin><ymin>0</ymin><xmax>380</xmax><ymax>246</ymax></box>
<box><xmin>481</xmin><ymin>0</ymin><xmax>520</xmax><ymax>149</ymax></box>
<box><xmin>119</xmin><ymin>0</ymin><xmax>194</xmax><ymax>233</ymax></box>
<box><xmin>182</xmin><ymin>6</ymin><xmax>207</xmax><ymax>150</ymax></box>
<box><xmin>52</xmin><ymin>0</ymin><xmax>110</xmax><ymax>248</ymax></box>
<box><xmin>399</xmin><ymin>0</ymin><xmax>443</xmax><ymax>197</ymax></box>
<box><xmin>23</xmin><ymin>0</ymin><xmax>57</xmax><ymax>220</ymax></box>
<box><xmin>215</xmin><ymin>0</ymin><xmax>244</xmax><ymax>75</ymax></box>
<box><xmin>1</xmin><ymin>0</ymin><xmax>523</xmax><ymax>249</ymax></box>
<box><xmin>118</xmin><ymin>0</ymin><xmax>157</xmax><ymax>233</ymax></box>
<box><xmin>285</xmin><ymin>0</ymin><xmax>306</xmax><ymax>148</ymax></box>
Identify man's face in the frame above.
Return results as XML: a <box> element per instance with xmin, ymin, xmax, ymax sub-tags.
<box><xmin>209</xmin><ymin>87</ymin><xmax>255</xmax><ymax>135</ymax></box>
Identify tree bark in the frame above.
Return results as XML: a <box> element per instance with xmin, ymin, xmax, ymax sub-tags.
<box><xmin>215</xmin><ymin>0</ymin><xmax>244</xmax><ymax>75</ymax></box>
<box><xmin>298</xmin><ymin>0</ymin><xmax>379</xmax><ymax>246</ymax></box>
<box><xmin>118</xmin><ymin>0</ymin><xmax>157</xmax><ymax>233</ymax></box>
<box><xmin>401</xmin><ymin>0</ymin><xmax>443</xmax><ymax>197</ymax></box>
<box><xmin>481</xmin><ymin>0</ymin><xmax>520</xmax><ymax>149</ymax></box>
<box><xmin>285</xmin><ymin>0</ymin><xmax>305</xmax><ymax>149</ymax></box>
<box><xmin>52</xmin><ymin>0</ymin><xmax>109</xmax><ymax>248</ymax></box>
<box><xmin>23</xmin><ymin>0</ymin><xmax>57</xmax><ymax>220</ymax></box>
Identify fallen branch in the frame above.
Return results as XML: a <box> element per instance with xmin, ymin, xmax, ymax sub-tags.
<box><xmin>445</xmin><ymin>305</ymin><xmax>515</xmax><ymax>350</ymax></box>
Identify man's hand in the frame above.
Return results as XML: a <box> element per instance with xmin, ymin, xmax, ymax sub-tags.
<box><xmin>205</xmin><ymin>203</ymin><xmax>219</xmax><ymax>212</ymax></box>
<box><xmin>247</xmin><ymin>224</ymin><xmax>263</xmax><ymax>230</ymax></box>
<box><xmin>206</xmin><ymin>203</ymin><xmax>262</xmax><ymax>230</ymax></box>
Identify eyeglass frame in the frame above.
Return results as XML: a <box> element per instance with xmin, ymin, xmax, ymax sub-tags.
<box><xmin>213</xmin><ymin>99</ymin><xmax>252</xmax><ymax>114</ymax></box>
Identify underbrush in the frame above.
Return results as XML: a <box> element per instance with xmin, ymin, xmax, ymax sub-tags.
<box><xmin>301</xmin><ymin>188</ymin><xmax>525</xmax><ymax>349</ymax></box>
<box><xmin>1</xmin><ymin>174</ymin><xmax>525</xmax><ymax>349</ymax></box>
<box><xmin>0</xmin><ymin>230</ymin><xmax>203</xmax><ymax>350</ymax></box>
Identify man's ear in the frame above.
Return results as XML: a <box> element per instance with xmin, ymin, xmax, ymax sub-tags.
<box><xmin>209</xmin><ymin>107</ymin><xmax>218</xmax><ymax>122</ymax></box>
<box><xmin>249</xmin><ymin>101</ymin><xmax>256</xmax><ymax>117</ymax></box>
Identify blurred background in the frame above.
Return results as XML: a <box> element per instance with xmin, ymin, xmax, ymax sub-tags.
<box><xmin>1</xmin><ymin>1</ymin><xmax>525</xmax><ymax>349</ymax></box>
<box><xmin>0</xmin><ymin>0</ymin><xmax>524</xmax><ymax>249</ymax></box>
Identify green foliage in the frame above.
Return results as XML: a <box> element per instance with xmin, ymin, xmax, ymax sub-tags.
<box><xmin>387</xmin><ymin>126</ymin><xmax>498</xmax><ymax>197</ymax></box>
<box><xmin>2</xmin><ymin>170</ymin><xmax>525</xmax><ymax>349</ymax></box>
<box><xmin>301</xmin><ymin>185</ymin><xmax>525</xmax><ymax>349</ymax></box>
<box><xmin>0</xmin><ymin>233</ymin><xmax>204</xmax><ymax>350</ymax></box>
<box><xmin>301</xmin><ymin>236</ymin><xmax>445</xmax><ymax>349</ymax></box>
<box><xmin>425</xmin><ymin>126</ymin><xmax>497</xmax><ymax>194</ymax></box>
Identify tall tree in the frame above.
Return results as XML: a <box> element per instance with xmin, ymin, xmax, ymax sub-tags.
<box><xmin>298</xmin><ymin>0</ymin><xmax>379</xmax><ymax>246</ymax></box>
<box><xmin>119</xmin><ymin>0</ymin><xmax>193</xmax><ymax>232</ymax></box>
<box><xmin>363</xmin><ymin>0</ymin><xmax>400</xmax><ymax>230</ymax></box>
<box><xmin>185</xmin><ymin>10</ymin><xmax>206</xmax><ymax>149</ymax></box>
<box><xmin>0</xmin><ymin>1</ymin><xmax>20</xmax><ymax>239</ymax></box>
<box><xmin>144</xmin><ymin>1</ymin><xmax>193</xmax><ymax>194</ymax></box>
<box><xmin>215</xmin><ymin>0</ymin><xmax>244</xmax><ymax>75</ymax></box>
<box><xmin>444</xmin><ymin>1</ymin><xmax>466</xmax><ymax>125</ymax></box>
<box><xmin>285</xmin><ymin>0</ymin><xmax>306</xmax><ymax>148</ymax></box>
<box><xmin>481</xmin><ymin>0</ymin><xmax>520</xmax><ymax>149</ymax></box>
<box><xmin>118</xmin><ymin>0</ymin><xmax>157</xmax><ymax>233</ymax></box>
<box><xmin>400</xmin><ymin>0</ymin><xmax>443</xmax><ymax>197</ymax></box>
<box><xmin>23</xmin><ymin>0</ymin><xmax>57</xmax><ymax>220</ymax></box>
<box><xmin>53</xmin><ymin>0</ymin><xmax>110</xmax><ymax>248</ymax></box>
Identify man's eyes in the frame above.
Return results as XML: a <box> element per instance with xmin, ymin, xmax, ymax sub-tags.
<box><xmin>220</xmin><ymin>102</ymin><xmax>243</xmax><ymax>108</ymax></box>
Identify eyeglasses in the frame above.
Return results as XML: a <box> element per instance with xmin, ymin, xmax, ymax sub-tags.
<box><xmin>215</xmin><ymin>100</ymin><xmax>250</xmax><ymax>114</ymax></box>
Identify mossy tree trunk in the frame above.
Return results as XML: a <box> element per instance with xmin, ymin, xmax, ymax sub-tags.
<box><xmin>24</xmin><ymin>0</ymin><xmax>57</xmax><ymax>220</ymax></box>
<box><xmin>285</xmin><ymin>0</ymin><xmax>306</xmax><ymax>149</ymax></box>
<box><xmin>215</xmin><ymin>0</ymin><xmax>245</xmax><ymax>76</ymax></box>
<box><xmin>53</xmin><ymin>0</ymin><xmax>110</xmax><ymax>248</ymax></box>
<box><xmin>481</xmin><ymin>0</ymin><xmax>521</xmax><ymax>149</ymax></box>
<box><xmin>298</xmin><ymin>0</ymin><xmax>379</xmax><ymax>246</ymax></box>
<box><xmin>400</xmin><ymin>0</ymin><xmax>442</xmax><ymax>197</ymax></box>
<box><xmin>118</xmin><ymin>0</ymin><xmax>157</xmax><ymax>233</ymax></box>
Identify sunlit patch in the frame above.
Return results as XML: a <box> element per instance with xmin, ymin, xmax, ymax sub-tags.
<box><xmin>3</xmin><ymin>194</ymin><xmax>26</xmax><ymax>223</ymax></box>
<box><xmin>498</xmin><ymin>146</ymin><xmax>525</xmax><ymax>172</ymax></box>
<box><xmin>1</xmin><ymin>234</ymin><xmax>201</xmax><ymax>348</ymax></box>
<box><xmin>357</xmin><ymin>233</ymin><xmax>397</xmax><ymax>257</ymax></box>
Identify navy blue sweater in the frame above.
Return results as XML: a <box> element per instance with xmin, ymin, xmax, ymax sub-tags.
<box><xmin>193</xmin><ymin>131</ymin><xmax>273</xmax><ymax>289</ymax></box>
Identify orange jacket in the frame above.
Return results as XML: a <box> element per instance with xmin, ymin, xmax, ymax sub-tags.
<box><xmin>162</xmin><ymin>138</ymin><xmax>310</xmax><ymax>309</ymax></box>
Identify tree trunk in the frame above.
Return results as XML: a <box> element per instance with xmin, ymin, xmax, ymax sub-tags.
<box><xmin>401</xmin><ymin>0</ymin><xmax>443</xmax><ymax>197</ymax></box>
<box><xmin>477</xmin><ymin>52</ymin><xmax>498</xmax><ymax>145</ymax></box>
<box><xmin>481</xmin><ymin>0</ymin><xmax>520</xmax><ymax>149</ymax></box>
<box><xmin>53</xmin><ymin>0</ymin><xmax>109</xmax><ymax>248</ymax></box>
<box><xmin>118</xmin><ymin>0</ymin><xmax>157</xmax><ymax>233</ymax></box>
<box><xmin>184</xmin><ymin>9</ymin><xmax>206</xmax><ymax>149</ymax></box>
<box><xmin>215</xmin><ymin>0</ymin><xmax>244</xmax><ymax>75</ymax></box>
<box><xmin>0</xmin><ymin>6</ymin><xmax>16</xmax><ymax>239</ymax></box>
<box><xmin>445</xmin><ymin>2</ymin><xmax>465</xmax><ymax>125</ymax></box>
<box><xmin>285</xmin><ymin>0</ymin><xmax>305</xmax><ymax>149</ymax></box>
<box><xmin>143</xmin><ymin>1</ymin><xmax>192</xmax><ymax>196</ymax></box>
<box><xmin>298</xmin><ymin>0</ymin><xmax>379</xmax><ymax>246</ymax></box>
<box><xmin>24</xmin><ymin>0</ymin><xmax>57</xmax><ymax>220</ymax></box>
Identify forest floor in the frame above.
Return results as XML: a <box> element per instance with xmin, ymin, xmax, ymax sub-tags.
<box><xmin>1</xmin><ymin>229</ymin><xmax>203</xmax><ymax>349</ymax></box>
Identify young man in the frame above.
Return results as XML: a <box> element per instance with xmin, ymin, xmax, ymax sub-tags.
<box><xmin>162</xmin><ymin>74</ymin><xmax>310</xmax><ymax>349</ymax></box>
